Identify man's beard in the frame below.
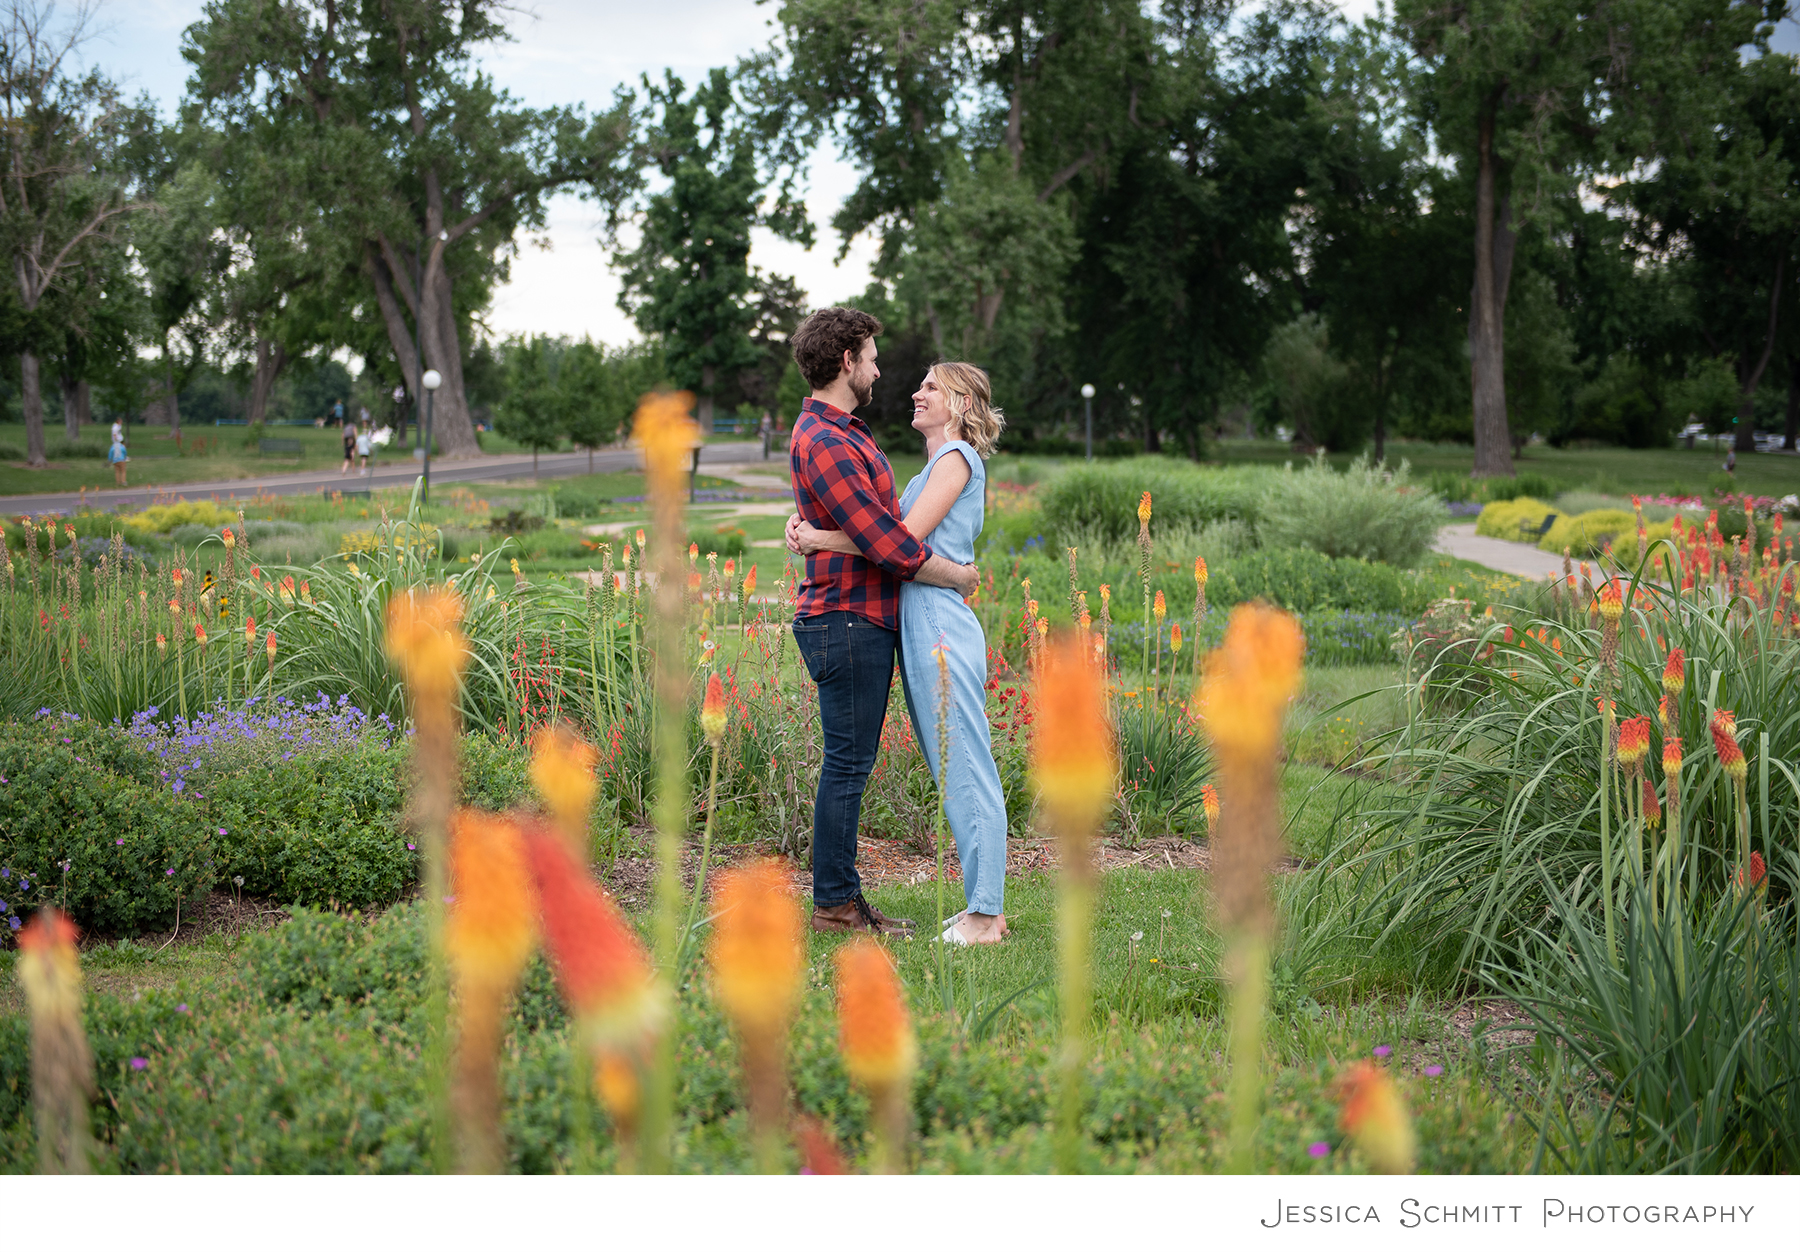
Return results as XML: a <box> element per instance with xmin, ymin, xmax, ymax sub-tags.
<box><xmin>851</xmin><ymin>371</ymin><xmax>874</xmax><ymax>409</ymax></box>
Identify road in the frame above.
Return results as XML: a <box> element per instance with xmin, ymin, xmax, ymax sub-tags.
<box><xmin>0</xmin><ymin>441</ymin><xmax>779</xmax><ymax>516</ymax></box>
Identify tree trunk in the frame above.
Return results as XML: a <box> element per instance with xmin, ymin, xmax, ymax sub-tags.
<box><xmin>697</xmin><ymin>363</ymin><xmax>716</xmax><ymax>434</ymax></box>
<box><xmin>249</xmin><ymin>338</ymin><xmax>288</xmax><ymax>426</ymax></box>
<box><xmin>421</xmin><ymin>251</ymin><xmax>479</xmax><ymax>459</ymax></box>
<box><xmin>1734</xmin><ymin>251</ymin><xmax>1784</xmax><ymax>453</ymax></box>
<box><xmin>1784</xmin><ymin>350</ymin><xmax>1798</xmax><ymax>452</ymax></box>
<box><xmin>165</xmin><ymin>356</ymin><xmax>182</xmax><ymax>442</ymax></box>
<box><xmin>1143</xmin><ymin>408</ymin><xmax>1159</xmax><ymax>454</ymax></box>
<box><xmin>60</xmin><ymin>374</ymin><xmax>84</xmax><ymax>441</ymax></box>
<box><xmin>366</xmin><ymin>243</ymin><xmax>422</xmax><ymax>403</ymax></box>
<box><xmin>1469</xmin><ymin>100</ymin><xmax>1516</xmax><ymax>478</ymax></box>
<box><xmin>21</xmin><ymin>352</ymin><xmax>46</xmax><ymax>467</ymax></box>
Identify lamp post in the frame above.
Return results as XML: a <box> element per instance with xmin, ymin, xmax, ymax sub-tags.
<box><xmin>1081</xmin><ymin>383</ymin><xmax>1096</xmax><ymax>461</ymax></box>
<box><xmin>421</xmin><ymin>368</ymin><xmax>442</xmax><ymax>503</ymax></box>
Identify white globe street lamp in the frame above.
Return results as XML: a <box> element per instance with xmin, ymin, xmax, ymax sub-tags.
<box><xmin>1080</xmin><ymin>383</ymin><xmax>1096</xmax><ymax>460</ymax></box>
<box><xmin>421</xmin><ymin>369</ymin><xmax>443</xmax><ymax>501</ymax></box>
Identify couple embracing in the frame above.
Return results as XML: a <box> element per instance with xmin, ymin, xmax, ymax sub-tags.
<box><xmin>783</xmin><ymin>307</ymin><xmax>1009</xmax><ymax>946</ymax></box>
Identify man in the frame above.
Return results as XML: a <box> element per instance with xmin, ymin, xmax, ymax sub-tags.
<box><xmin>785</xmin><ymin>307</ymin><xmax>979</xmax><ymax>934</ymax></box>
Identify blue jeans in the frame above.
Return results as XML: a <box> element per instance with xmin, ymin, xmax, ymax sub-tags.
<box><xmin>792</xmin><ymin>610</ymin><xmax>897</xmax><ymax>908</ymax></box>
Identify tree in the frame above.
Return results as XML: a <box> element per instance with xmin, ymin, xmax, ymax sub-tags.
<box><xmin>493</xmin><ymin>334</ymin><xmax>566</xmax><ymax>478</ymax></box>
<box><xmin>560</xmin><ymin>339</ymin><xmax>666</xmax><ymax>472</ymax></box>
<box><xmin>135</xmin><ymin>162</ymin><xmax>228</xmax><ymax>442</ymax></box>
<box><xmin>0</xmin><ymin>1</ymin><xmax>148</xmax><ymax>466</ymax></box>
<box><xmin>1303</xmin><ymin>19</ymin><xmax>1467</xmax><ymax>462</ymax></box>
<box><xmin>617</xmin><ymin>69</ymin><xmax>808</xmax><ymax>433</ymax></box>
<box><xmin>186</xmin><ymin>0</ymin><xmax>640</xmax><ymax>459</ymax></box>
<box><xmin>1606</xmin><ymin>7</ymin><xmax>1800</xmax><ymax>452</ymax></box>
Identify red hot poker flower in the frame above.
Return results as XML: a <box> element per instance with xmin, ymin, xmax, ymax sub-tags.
<box><xmin>1616</xmin><ymin>716</ymin><xmax>1651</xmax><ymax>768</ymax></box>
<box><xmin>1661</xmin><ymin>649</ymin><xmax>1685</xmax><ymax>695</ymax></box>
<box><xmin>1641</xmin><ymin>777</ymin><xmax>1662</xmax><ymax>829</ymax></box>
<box><xmin>1711</xmin><ymin>709</ymin><xmax>1746</xmax><ymax>782</ymax></box>
<box><xmin>1662</xmin><ymin>734</ymin><xmax>1683</xmax><ymax>778</ymax></box>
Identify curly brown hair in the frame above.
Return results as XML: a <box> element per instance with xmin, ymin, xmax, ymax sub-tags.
<box><xmin>792</xmin><ymin>307</ymin><xmax>884</xmax><ymax>390</ymax></box>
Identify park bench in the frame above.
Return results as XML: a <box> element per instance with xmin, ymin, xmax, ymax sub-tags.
<box><xmin>1519</xmin><ymin>512</ymin><xmax>1558</xmax><ymax>542</ymax></box>
<box><xmin>334</xmin><ymin>487</ymin><xmax>370</xmax><ymax>499</ymax></box>
<box><xmin>259</xmin><ymin>438</ymin><xmax>303</xmax><ymax>455</ymax></box>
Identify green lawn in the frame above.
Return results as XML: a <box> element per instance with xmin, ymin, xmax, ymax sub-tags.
<box><xmin>1211</xmin><ymin>437</ymin><xmax>1800</xmax><ymax>498</ymax></box>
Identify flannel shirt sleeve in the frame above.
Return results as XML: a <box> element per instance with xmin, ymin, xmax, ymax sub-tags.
<box><xmin>804</xmin><ymin>433</ymin><xmax>933</xmax><ymax>580</ymax></box>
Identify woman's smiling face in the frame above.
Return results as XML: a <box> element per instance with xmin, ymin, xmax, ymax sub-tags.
<box><xmin>912</xmin><ymin>370</ymin><xmax>956</xmax><ymax>439</ymax></box>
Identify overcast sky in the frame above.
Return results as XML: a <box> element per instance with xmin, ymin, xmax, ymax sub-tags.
<box><xmin>94</xmin><ymin>0</ymin><xmax>1799</xmax><ymax>351</ymax></box>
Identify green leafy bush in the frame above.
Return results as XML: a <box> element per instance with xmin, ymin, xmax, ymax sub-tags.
<box><xmin>1213</xmin><ymin>547</ymin><xmax>1429</xmax><ymax>615</ymax></box>
<box><xmin>1474</xmin><ymin>496</ymin><xmax>1554</xmax><ymax>539</ymax></box>
<box><xmin>1538</xmin><ymin>508</ymin><xmax>1635</xmax><ymax>555</ymax></box>
<box><xmin>1037</xmin><ymin>458</ymin><xmax>1274</xmax><ymax>546</ymax></box>
<box><xmin>1258</xmin><ymin>454</ymin><xmax>1443</xmax><ymax>566</ymax></box>
<box><xmin>0</xmin><ymin>719</ymin><xmax>214</xmax><ymax>934</ymax></box>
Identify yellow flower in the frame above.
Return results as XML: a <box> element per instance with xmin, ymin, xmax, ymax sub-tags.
<box><xmin>1198</xmin><ymin>605</ymin><xmax>1305</xmax><ymax>765</ymax></box>
<box><xmin>632</xmin><ymin>391</ymin><xmax>700</xmax><ymax>500</ymax></box>
<box><xmin>1153</xmin><ymin>590</ymin><xmax>1167</xmax><ymax>622</ymax></box>
<box><xmin>384</xmin><ymin>588</ymin><xmax>467</xmax><ymax>708</ymax></box>
<box><xmin>1194</xmin><ymin>557</ymin><xmax>1208</xmax><ymax>587</ymax></box>
<box><xmin>710</xmin><ymin>859</ymin><xmax>804</xmax><ymax>1044</ymax></box>
<box><xmin>445</xmin><ymin>810</ymin><xmax>539</xmax><ymax>993</ymax></box>
<box><xmin>1031</xmin><ymin>634</ymin><xmax>1116</xmax><ymax>836</ymax></box>
<box><xmin>529</xmin><ymin>725</ymin><xmax>599</xmax><ymax>848</ymax></box>
<box><xmin>835</xmin><ymin>939</ymin><xmax>916</xmax><ymax>1090</ymax></box>
<box><xmin>1137</xmin><ymin>491</ymin><xmax>1152</xmax><ymax>525</ymax></box>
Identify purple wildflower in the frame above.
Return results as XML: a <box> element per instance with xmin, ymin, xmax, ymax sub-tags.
<box><xmin>165</xmin><ymin>868</ymin><xmax>175</xmax><ymax>877</ymax></box>
<box><xmin>1424</xmin><ymin>1065</ymin><xmax>1444</xmax><ymax>1077</ymax></box>
<box><xmin>1373</xmin><ymin>1045</ymin><xmax>1392</xmax><ymax>1058</ymax></box>
<box><xmin>1308</xmin><ymin>1141</ymin><xmax>1330</xmax><ymax>1159</ymax></box>
<box><xmin>129</xmin><ymin>1058</ymin><xmax>148</xmax><ymax>1071</ymax></box>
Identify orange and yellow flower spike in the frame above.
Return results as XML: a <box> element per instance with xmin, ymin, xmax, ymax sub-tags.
<box><xmin>835</xmin><ymin>939</ymin><xmax>917</xmax><ymax>1173</ymax></box>
<box><xmin>1336</xmin><ymin>1060</ymin><xmax>1416</xmax><ymax>1174</ymax></box>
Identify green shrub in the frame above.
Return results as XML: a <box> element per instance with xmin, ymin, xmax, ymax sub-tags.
<box><xmin>689</xmin><ymin>524</ymin><xmax>749</xmax><ymax>559</ymax></box>
<box><xmin>1610</xmin><ymin>519</ymin><xmax>1676</xmax><ymax>567</ymax></box>
<box><xmin>1538</xmin><ymin>508</ymin><xmax>1635</xmax><ymax>555</ymax></box>
<box><xmin>0</xmin><ymin>719</ymin><xmax>214</xmax><ymax>934</ymax></box>
<box><xmin>1037</xmin><ymin>458</ymin><xmax>1274</xmax><ymax>546</ymax></box>
<box><xmin>1474</xmin><ymin>496</ymin><xmax>1554</xmax><ymax>539</ymax></box>
<box><xmin>1213</xmin><ymin>547</ymin><xmax>1428</xmax><ymax>615</ymax></box>
<box><xmin>1258</xmin><ymin>454</ymin><xmax>1443</xmax><ymax>566</ymax></box>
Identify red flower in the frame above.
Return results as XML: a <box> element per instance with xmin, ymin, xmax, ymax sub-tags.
<box><xmin>1710</xmin><ymin>709</ymin><xmax>1746</xmax><ymax>783</ymax></box>
<box><xmin>1660</xmin><ymin>648</ymin><xmax>1685</xmax><ymax>695</ymax></box>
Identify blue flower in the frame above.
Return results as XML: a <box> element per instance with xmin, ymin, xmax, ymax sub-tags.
<box><xmin>172</xmin><ymin>779</ymin><xmax>185</xmax><ymax>794</ymax></box>
<box><xmin>7</xmin><ymin>917</ymin><xmax>18</xmax><ymax>931</ymax></box>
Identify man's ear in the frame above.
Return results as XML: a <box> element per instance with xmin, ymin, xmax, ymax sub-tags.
<box><xmin>841</xmin><ymin>348</ymin><xmax>856</xmax><ymax>379</ymax></box>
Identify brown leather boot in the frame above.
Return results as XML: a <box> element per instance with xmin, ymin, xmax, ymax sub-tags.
<box><xmin>811</xmin><ymin>892</ymin><xmax>916</xmax><ymax>935</ymax></box>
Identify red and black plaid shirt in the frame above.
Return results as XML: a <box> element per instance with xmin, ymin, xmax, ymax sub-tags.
<box><xmin>790</xmin><ymin>397</ymin><xmax>931</xmax><ymax>630</ymax></box>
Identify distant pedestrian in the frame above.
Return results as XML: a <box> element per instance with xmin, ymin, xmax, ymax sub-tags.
<box><xmin>341</xmin><ymin>421</ymin><xmax>358</xmax><ymax>476</ymax></box>
<box><xmin>355</xmin><ymin>425</ymin><xmax>372</xmax><ymax>475</ymax></box>
<box><xmin>110</xmin><ymin>417</ymin><xmax>123</xmax><ymax>447</ymax></box>
<box><xmin>108</xmin><ymin>433</ymin><xmax>128</xmax><ymax>487</ymax></box>
<box><xmin>760</xmin><ymin>410</ymin><xmax>774</xmax><ymax>459</ymax></box>
<box><xmin>1723</xmin><ymin>447</ymin><xmax>1737</xmax><ymax>476</ymax></box>
<box><xmin>333</xmin><ymin>398</ymin><xmax>346</xmax><ymax>427</ymax></box>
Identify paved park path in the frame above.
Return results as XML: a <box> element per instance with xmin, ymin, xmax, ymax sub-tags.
<box><xmin>1433</xmin><ymin>521</ymin><xmax>1566</xmax><ymax>581</ymax></box>
<box><xmin>0</xmin><ymin>441</ymin><xmax>775</xmax><ymax>516</ymax></box>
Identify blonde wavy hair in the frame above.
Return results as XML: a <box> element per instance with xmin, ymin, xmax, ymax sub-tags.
<box><xmin>930</xmin><ymin>361</ymin><xmax>1005</xmax><ymax>458</ymax></box>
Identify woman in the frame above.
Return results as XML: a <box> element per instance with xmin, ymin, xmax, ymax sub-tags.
<box><xmin>340</xmin><ymin>420</ymin><xmax>358</xmax><ymax>476</ymax></box>
<box><xmin>789</xmin><ymin>362</ymin><xmax>1010</xmax><ymax>944</ymax></box>
<box><xmin>355</xmin><ymin>424</ymin><xmax>373</xmax><ymax>475</ymax></box>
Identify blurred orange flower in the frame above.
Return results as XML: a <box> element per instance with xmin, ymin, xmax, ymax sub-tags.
<box><xmin>529</xmin><ymin>725</ymin><xmax>599</xmax><ymax>848</ymax></box>
<box><xmin>834</xmin><ymin>939</ymin><xmax>917</xmax><ymax>1090</ymax></box>
<box><xmin>632</xmin><ymin>392</ymin><xmax>700</xmax><ymax>500</ymax></box>
<box><xmin>1031</xmin><ymin>635</ymin><xmax>1116</xmax><ymax>836</ymax></box>
<box><xmin>710</xmin><ymin>859</ymin><xmax>804</xmax><ymax>1042</ymax></box>
<box><xmin>1198</xmin><ymin>605</ymin><xmax>1304</xmax><ymax>765</ymax></box>
<box><xmin>1335</xmin><ymin>1060</ymin><xmax>1415</xmax><ymax>1174</ymax></box>
<box><xmin>385</xmin><ymin>588</ymin><xmax>467</xmax><ymax>706</ymax></box>
<box><xmin>446</xmin><ymin>811</ymin><xmax>538</xmax><ymax>993</ymax></box>
<box><xmin>701</xmin><ymin>672</ymin><xmax>728</xmax><ymax>744</ymax></box>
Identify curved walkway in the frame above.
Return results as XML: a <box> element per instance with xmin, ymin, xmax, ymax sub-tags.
<box><xmin>1433</xmin><ymin>521</ymin><xmax>1567</xmax><ymax>581</ymax></box>
<box><xmin>0</xmin><ymin>441</ymin><xmax>773</xmax><ymax>516</ymax></box>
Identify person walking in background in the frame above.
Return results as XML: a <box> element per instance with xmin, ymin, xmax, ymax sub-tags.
<box><xmin>108</xmin><ymin>430</ymin><xmax>129</xmax><ymax>487</ymax></box>
<box><xmin>333</xmin><ymin>398</ymin><xmax>346</xmax><ymax>428</ymax></box>
<box><xmin>355</xmin><ymin>423</ymin><xmax>372</xmax><ymax>475</ymax></box>
<box><xmin>110</xmin><ymin>417</ymin><xmax>123</xmax><ymax>447</ymax></box>
<box><xmin>760</xmin><ymin>410</ymin><xmax>774</xmax><ymax>459</ymax></box>
<box><xmin>340</xmin><ymin>420</ymin><xmax>358</xmax><ymax>476</ymax></box>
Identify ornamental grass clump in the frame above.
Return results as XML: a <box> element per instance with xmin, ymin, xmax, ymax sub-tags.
<box><xmin>1197</xmin><ymin>604</ymin><xmax>1305</xmax><ymax>1173</ymax></box>
<box><xmin>709</xmin><ymin>859</ymin><xmax>804</xmax><ymax>1173</ymax></box>
<box><xmin>16</xmin><ymin>909</ymin><xmax>94</xmax><ymax>1173</ymax></box>
<box><xmin>1030</xmin><ymin>634</ymin><xmax>1116</xmax><ymax>1174</ymax></box>
<box><xmin>835</xmin><ymin>938</ymin><xmax>917</xmax><ymax>1175</ymax></box>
